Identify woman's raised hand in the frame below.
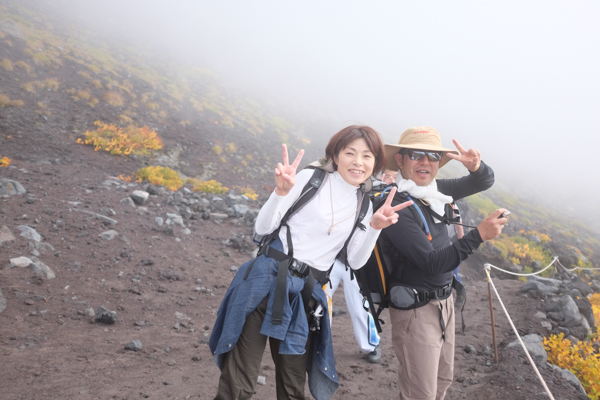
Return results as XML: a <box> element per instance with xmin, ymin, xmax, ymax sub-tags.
<box><xmin>369</xmin><ymin>187</ymin><xmax>413</xmax><ymax>230</ymax></box>
<box><xmin>274</xmin><ymin>144</ymin><xmax>305</xmax><ymax>196</ymax></box>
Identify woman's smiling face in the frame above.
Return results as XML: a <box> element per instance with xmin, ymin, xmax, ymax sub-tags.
<box><xmin>334</xmin><ymin>138</ymin><xmax>375</xmax><ymax>187</ymax></box>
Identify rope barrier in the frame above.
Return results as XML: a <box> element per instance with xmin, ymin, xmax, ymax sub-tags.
<box><xmin>484</xmin><ymin>264</ymin><xmax>556</xmax><ymax>400</ymax></box>
<box><xmin>556</xmin><ymin>259</ymin><xmax>600</xmax><ymax>272</ymax></box>
<box><xmin>486</xmin><ymin>257</ymin><xmax>558</xmax><ymax>277</ymax></box>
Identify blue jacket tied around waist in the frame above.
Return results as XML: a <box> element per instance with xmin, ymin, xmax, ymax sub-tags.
<box><xmin>209</xmin><ymin>239</ymin><xmax>339</xmax><ymax>400</ymax></box>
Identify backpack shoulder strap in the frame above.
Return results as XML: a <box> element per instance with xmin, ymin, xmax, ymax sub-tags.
<box><xmin>400</xmin><ymin>192</ymin><xmax>432</xmax><ymax>242</ymax></box>
<box><xmin>336</xmin><ymin>190</ymin><xmax>370</xmax><ymax>267</ymax></box>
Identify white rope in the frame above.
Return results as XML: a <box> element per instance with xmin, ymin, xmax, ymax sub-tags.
<box><xmin>484</xmin><ymin>265</ymin><xmax>556</xmax><ymax>400</ymax></box>
<box><xmin>486</xmin><ymin>257</ymin><xmax>558</xmax><ymax>277</ymax></box>
<box><xmin>556</xmin><ymin>259</ymin><xmax>600</xmax><ymax>271</ymax></box>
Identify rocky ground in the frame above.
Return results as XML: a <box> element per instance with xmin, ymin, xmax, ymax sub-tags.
<box><xmin>0</xmin><ymin>141</ymin><xmax>596</xmax><ymax>400</ymax></box>
<box><xmin>1</xmin><ymin>1</ymin><xmax>599</xmax><ymax>397</ymax></box>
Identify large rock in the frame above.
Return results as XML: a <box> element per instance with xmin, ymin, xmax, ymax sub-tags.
<box><xmin>520</xmin><ymin>281</ymin><xmax>559</xmax><ymax>296</ymax></box>
<box><xmin>96</xmin><ymin>306</ymin><xmax>118</xmax><ymax>324</ymax></box>
<box><xmin>130</xmin><ymin>190</ymin><xmax>149</xmax><ymax>205</ymax></box>
<box><xmin>10</xmin><ymin>256</ymin><xmax>32</xmax><ymax>268</ymax></box>
<box><xmin>551</xmin><ymin>365</ymin><xmax>587</xmax><ymax>395</ymax></box>
<box><xmin>0</xmin><ymin>179</ymin><xmax>26</xmax><ymax>195</ymax></box>
<box><xmin>16</xmin><ymin>225</ymin><xmax>41</xmax><ymax>242</ymax></box>
<box><xmin>506</xmin><ymin>334</ymin><xmax>547</xmax><ymax>366</ymax></box>
<box><xmin>0</xmin><ymin>225</ymin><xmax>16</xmax><ymax>245</ymax></box>
<box><xmin>29</xmin><ymin>257</ymin><xmax>56</xmax><ymax>279</ymax></box>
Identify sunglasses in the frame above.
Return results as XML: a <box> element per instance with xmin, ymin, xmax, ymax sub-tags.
<box><xmin>401</xmin><ymin>149</ymin><xmax>443</xmax><ymax>162</ymax></box>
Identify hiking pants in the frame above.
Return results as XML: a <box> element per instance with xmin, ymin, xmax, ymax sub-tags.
<box><xmin>215</xmin><ymin>296</ymin><xmax>315</xmax><ymax>400</ymax></box>
<box><xmin>324</xmin><ymin>259</ymin><xmax>379</xmax><ymax>353</ymax></box>
<box><xmin>390</xmin><ymin>295</ymin><xmax>455</xmax><ymax>400</ymax></box>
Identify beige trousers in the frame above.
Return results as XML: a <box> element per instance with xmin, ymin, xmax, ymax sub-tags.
<box><xmin>390</xmin><ymin>295</ymin><xmax>455</xmax><ymax>400</ymax></box>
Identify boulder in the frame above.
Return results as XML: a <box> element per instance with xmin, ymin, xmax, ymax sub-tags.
<box><xmin>96</xmin><ymin>306</ymin><xmax>118</xmax><ymax>324</ymax></box>
<box><xmin>551</xmin><ymin>365</ymin><xmax>587</xmax><ymax>395</ymax></box>
<box><xmin>28</xmin><ymin>257</ymin><xmax>56</xmax><ymax>279</ymax></box>
<box><xmin>99</xmin><ymin>230</ymin><xmax>118</xmax><ymax>240</ymax></box>
<box><xmin>520</xmin><ymin>281</ymin><xmax>558</xmax><ymax>296</ymax></box>
<box><xmin>0</xmin><ymin>178</ymin><xmax>26</xmax><ymax>195</ymax></box>
<box><xmin>0</xmin><ymin>225</ymin><xmax>16</xmax><ymax>245</ymax></box>
<box><xmin>10</xmin><ymin>256</ymin><xmax>32</xmax><ymax>268</ymax></box>
<box><xmin>130</xmin><ymin>190</ymin><xmax>149</xmax><ymax>205</ymax></box>
<box><xmin>16</xmin><ymin>225</ymin><xmax>41</xmax><ymax>242</ymax></box>
<box><xmin>506</xmin><ymin>334</ymin><xmax>547</xmax><ymax>366</ymax></box>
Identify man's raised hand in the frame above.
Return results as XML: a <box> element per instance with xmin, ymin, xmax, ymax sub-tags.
<box><xmin>446</xmin><ymin>139</ymin><xmax>481</xmax><ymax>172</ymax></box>
<box><xmin>274</xmin><ymin>144</ymin><xmax>304</xmax><ymax>196</ymax></box>
<box><xmin>370</xmin><ymin>187</ymin><xmax>413</xmax><ymax>230</ymax></box>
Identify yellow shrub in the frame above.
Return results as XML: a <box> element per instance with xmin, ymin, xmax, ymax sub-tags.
<box><xmin>22</xmin><ymin>82</ymin><xmax>36</xmax><ymax>93</ymax></box>
<box><xmin>185</xmin><ymin>179</ymin><xmax>229</xmax><ymax>194</ymax></box>
<box><xmin>590</xmin><ymin>293</ymin><xmax>600</xmax><ymax>328</ymax></box>
<box><xmin>119</xmin><ymin>114</ymin><xmax>134</xmax><ymax>125</ymax></box>
<box><xmin>0</xmin><ymin>94</ymin><xmax>22</xmax><ymax>108</ymax></box>
<box><xmin>118</xmin><ymin>174</ymin><xmax>132</xmax><ymax>182</ymax></box>
<box><xmin>91</xmin><ymin>79</ymin><xmax>103</xmax><ymax>89</ymax></box>
<box><xmin>88</xmin><ymin>98</ymin><xmax>99</xmax><ymax>108</ymax></box>
<box><xmin>180</xmin><ymin>120</ymin><xmax>191</xmax><ymax>127</ymax></box>
<box><xmin>78</xmin><ymin>70</ymin><xmax>91</xmax><ymax>79</ymax></box>
<box><xmin>77</xmin><ymin>90</ymin><xmax>90</xmax><ymax>100</ymax></box>
<box><xmin>0</xmin><ymin>156</ymin><xmax>11</xmax><ymax>167</ymax></box>
<box><xmin>103</xmin><ymin>91</ymin><xmax>124</xmax><ymax>107</ymax></box>
<box><xmin>146</xmin><ymin>102</ymin><xmax>160</xmax><ymax>110</ymax></box>
<box><xmin>135</xmin><ymin>166</ymin><xmax>182</xmax><ymax>191</ymax></box>
<box><xmin>44</xmin><ymin>79</ymin><xmax>59</xmax><ymax>91</ymax></box>
<box><xmin>220</xmin><ymin>156</ymin><xmax>226</xmax><ymax>163</ymax></box>
<box><xmin>544</xmin><ymin>333</ymin><xmax>600</xmax><ymax>399</ymax></box>
<box><xmin>226</xmin><ymin>142</ymin><xmax>237</xmax><ymax>153</ymax></box>
<box><xmin>240</xmin><ymin>186</ymin><xmax>258</xmax><ymax>201</ymax></box>
<box><xmin>1</xmin><ymin>58</ymin><xmax>13</xmax><ymax>71</ymax></box>
<box><xmin>77</xmin><ymin>121</ymin><xmax>163</xmax><ymax>156</ymax></box>
<box><xmin>14</xmin><ymin>61</ymin><xmax>33</xmax><ymax>75</ymax></box>
<box><xmin>212</xmin><ymin>145</ymin><xmax>222</xmax><ymax>155</ymax></box>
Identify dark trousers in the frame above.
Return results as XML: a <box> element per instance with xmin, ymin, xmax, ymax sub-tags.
<box><xmin>215</xmin><ymin>296</ymin><xmax>315</xmax><ymax>400</ymax></box>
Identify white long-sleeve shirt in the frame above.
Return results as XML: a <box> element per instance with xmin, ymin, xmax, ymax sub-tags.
<box><xmin>255</xmin><ymin>169</ymin><xmax>380</xmax><ymax>271</ymax></box>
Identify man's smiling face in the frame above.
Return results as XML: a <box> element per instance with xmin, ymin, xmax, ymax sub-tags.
<box><xmin>394</xmin><ymin>150</ymin><xmax>439</xmax><ymax>186</ymax></box>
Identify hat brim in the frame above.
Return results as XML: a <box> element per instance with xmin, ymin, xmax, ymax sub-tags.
<box><xmin>383</xmin><ymin>144</ymin><xmax>459</xmax><ymax>171</ymax></box>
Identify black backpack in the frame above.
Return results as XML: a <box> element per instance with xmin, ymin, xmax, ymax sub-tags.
<box><xmin>351</xmin><ymin>188</ymin><xmax>429</xmax><ymax>333</ymax></box>
<box><xmin>250</xmin><ymin>160</ymin><xmax>371</xmax><ymax>323</ymax></box>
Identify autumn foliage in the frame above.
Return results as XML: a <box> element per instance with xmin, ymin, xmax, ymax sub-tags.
<box><xmin>135</xmin><ymin>166</ymin><xmax>182</xmax><ymax>191</ymax></box>
<box><xmin>185</xmin><ymin>178</ymin><xmax>229</xmax><ymax>194</ymax></box>
<box><xmin>0</xmin><ymin>156</ymin><xmax>11</xmax><ymax>167</ymax></box>
<box><xmin>544</xmin><ymin>332</ymin><xmax>600</xmax><ymax>399</ymax></box>
<box><xmin>76</xmin><ymin>121</ymin><xmax>163</xmax><ymax>156</ymax></box>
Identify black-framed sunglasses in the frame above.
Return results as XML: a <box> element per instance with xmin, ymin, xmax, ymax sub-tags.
<box><xmin>400</xmin><ymin>149</ymin><xmax>443</xmax><ymax>162</ymax></box>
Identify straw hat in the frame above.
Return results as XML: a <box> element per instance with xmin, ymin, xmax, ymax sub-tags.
<box><xmin>384</xmin><ymin>126</ymin><xmax>458</xmax><ymax>171</ymax></box>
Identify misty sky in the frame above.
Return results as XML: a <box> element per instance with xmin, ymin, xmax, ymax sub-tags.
<box><xmin>64</xmin><ymin>1</ymin><xmax>600</xmax><ymax>222</ymax></box>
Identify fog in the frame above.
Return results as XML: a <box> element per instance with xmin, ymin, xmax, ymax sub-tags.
<box><xmin>60</xmin><ymin>1</ymin><xmax>600</xmax><ymax>227</ymax></box>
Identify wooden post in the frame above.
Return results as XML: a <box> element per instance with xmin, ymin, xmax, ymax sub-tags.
<box><xmin>488</xmin><ymin>277</ymin><xmax>499</xmax><ymax>364</ymax></box>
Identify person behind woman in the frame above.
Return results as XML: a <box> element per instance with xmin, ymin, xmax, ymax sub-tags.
<box><xmin>209</xmin><ymin>125</ymin><xmax>412</xmax><ymax>400</ymax></box>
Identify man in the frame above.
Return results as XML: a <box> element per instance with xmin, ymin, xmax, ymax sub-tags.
<box><xmin>380</xmin><ymin>168</ymin><xmax>398</xmax><ymax>184</ymax></box>
<box><xmin>380</xmin><ymin>126</ymin><xmax>507</xmax><ymax>400</ymax></box>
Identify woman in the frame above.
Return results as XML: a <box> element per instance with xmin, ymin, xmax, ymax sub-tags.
<box><xmin>209</xmin><ymin>126</ymin><xmax>411</xmax><ymax>400</ymax></box>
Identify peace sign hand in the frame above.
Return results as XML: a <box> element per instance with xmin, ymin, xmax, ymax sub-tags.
<box><xmin>369</xmin><ymin>187</ymin><xmax>413</xmax><ymax>230</ymax></box>
<box><xmin>446</xmin><ymin>139</ymin><xmax>481</xmax><ymax>172</ymax></box>
<box><xmin>274</xmin><ymin>144</ymin><xmax>305</xmax><ymax>196</ymax></box>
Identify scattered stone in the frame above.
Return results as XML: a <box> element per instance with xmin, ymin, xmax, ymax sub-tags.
<box><xmin>119</xmin><ymin>197</ymin><xmax>135</xmax><ymax>207</ymax></box>
<box><xmin>28</xmin><ymin>257</ymin><xmax>56</xmax><ymax>279</ymax></box>
<box><xmin>84</xmin><ymin>308</ymin><xmax>95</xmax><ymax>317</ymax></box>
<box><xmin>506</xmin><ymin>334</ymin><xmax>547</xmax><ymax>365</ymax></box>
<box><xmin>16</xmin><ymin>225</ymin><xmax>41</xmax><ymax>242</ymax></box>
<box><xmin>0</xmin><ymin>225</ymin><xmax>16</xmax><ymax>245</ymax></box>
<box><xmin>331</xmin><ymin>307</ymin><xmax>346</xmax><ymax>317</ymax></box>
<box><xmin>210</xmin><ymin>213</ymin><xmax>228</xmax><ymax>223</ymax></box>
<box><xmin>464</xmin><ymin>345</ymin><xmax>476</xmax><ymax>354</ymax></box>
<box><xmin>99</xmin><ymin>230</ymin><xmax>119</xmax><ymax>240</ymax></box>
<box><xmin>155</xmin><ymin>217</ymin><xmax>164</xmax><ymax>227</ymax></box>
<box><xmin>175</xmin><ymin>311</ymin><xmax>190</xmax><ymax>320</ymax></box>
<box><xmin>182</xmin><ymin>228</ymin><xmax>191</xmax><ymax>235</ymax></box>
<box><xmin>135</xmin><ymin>321</ymin><xmax>146</xmax><ymax>327</ymax></box>
<box><xmin>0</xmin><ymin>289</ymin><xmax>6</xmax><ymax>314</ymax></box>
<box><xmin>0</xmin><ymin>178</ymin><xmax>26</xmax><ymax>195</ymax></box>
<box><xmin>551</xmin><ymin>365</ymin><xmax>587</xmax><ymax>395</ymax></box>
<box><xmin>229</xmin><ymin>266</ymin><xmax>238</xmax><ymax>272</ymax></box>
<box><xmin>130</xmin><ymin>190</ymin><xmax>149</xmax><ymax>205</ymax></box>
<box><xmin>73</xmin><ymin>209</ymin><xmax>117</xmax><ymax>225</ymax></box>
<box><xmin>166</xmin><ymin>213</ymin><xmax>185</xmax><ymax>227</ymax></box>
<box><xmin>257</xmin><ymin>375</ymin><xmax>267</xmax><ymax>386</ymax></box>
<box><xmin>96</xmin><ymin>306</ymin><xmax>118</xmax><ymax>324</ymax></box>
<box><xmin>124</xmin><ymin>340</ymin><xmax>143</xmax><ymax>351</ymax></box>
<box><xmin>10</xmin><ymin>256</ymin><xmax>33</xmax><ymax>268</ymax></box>
<box><xmin>28</xmin><ymin>241</ymin><xmax>55</xmax><ymax>254</ymax></box>
<box><xmin>160</xmin><ymin>269</ymin><xmax>183</xmax><ymax>281</ymax></box>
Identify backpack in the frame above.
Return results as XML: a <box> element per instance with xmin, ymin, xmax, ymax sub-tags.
<box><xmin>352</xmin><ymin>187</ymin><xmax>467</xmax><ymax>333</ymax></box>
<box><xmin>250</xmin><ymin>160</ymin><xmax>371</xmax><ymax>324</ymax></box>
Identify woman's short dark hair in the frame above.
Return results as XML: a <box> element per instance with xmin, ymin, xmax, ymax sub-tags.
<box><xmin>325</xmin><ymin>125</ymin><xmax>385</xmax><ymax>175</ymax></box>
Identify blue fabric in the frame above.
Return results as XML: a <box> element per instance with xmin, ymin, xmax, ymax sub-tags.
<box><xmin>209</xmin><ymin>239</ymin><xmax>339</xmax><ymax>400</ymax></box>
